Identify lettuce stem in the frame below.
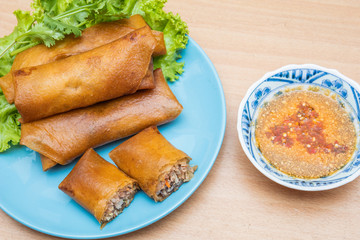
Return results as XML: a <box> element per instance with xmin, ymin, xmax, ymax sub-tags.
<box><xmin>0</xmin><ymin>41</ymin><xmax>16</xmax><ymax>59</ymax></box>
<box><xmin>53</xmin><ymin>3</ymin><xmax>97</xmax><ymax>21</ymax></box>
<box><xmin>11</xmin><ymin>41</ymin><xmax>40</xmax><ymax>56</ymax></box>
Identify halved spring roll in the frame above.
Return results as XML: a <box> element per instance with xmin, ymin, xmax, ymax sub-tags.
<box><xmin>0</xmin><ymin>14</ymin><xmax>166</xmax><ymax>104</ymax></box>
<box><xmin>14</xmin><ymin>26</ymin><xmax>157</xmax><ymax>123</ymax></box>
<box><xmin>21</xmin><ymin>69</ymin><xmax>183</xmax><ymax>166</ymax></box>
<box><xmin>59</xmin><ymin>148</ymin><xmax>139</xmax><ymax>228</ymax></box>
<box><xmin>109</xmin><ymin>126</ymin><xmax>197</xmax><ymax>202</ymax></box>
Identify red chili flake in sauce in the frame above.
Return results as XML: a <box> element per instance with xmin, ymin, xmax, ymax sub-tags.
<box><xmin>266</xmin><ymin>102</ymin><xmax>348</xmax><ymax>155</ymax></box>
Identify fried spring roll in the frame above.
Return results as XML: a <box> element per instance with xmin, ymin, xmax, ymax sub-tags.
<box><xmin>0</xmin><ymin>14</ymin><xmax>166</xmax><ymax>104</ymax></box>
<box><xmin>21</xmin><ymin>69</ymin><xmax>182</xmax><ymax>166</ymax></box>
<box><xmin>59</xmin><ymin>148</ymin><xmax>139</xmax><ymax>228</ymax></box>
<box><xmin>109</xmin><ymin>126</ymin><xmax>197</xmax><ymax>202</ymax></box>
<box><xmin>14</xmin><ymin>26</ymin><xmax>156</xmax><ymax>123</ymax></box>
<box><xmin>37</xmin><ymin>60</ymin><xmax>152</xmax><ymax>172</ymax></box>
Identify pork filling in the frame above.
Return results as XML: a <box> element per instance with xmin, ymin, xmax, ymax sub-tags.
<box><xmin>156</xmin><ymin>163</ymin><xmax>197</xmax><ymax>201</ymax></box>
<box><xmin>102</xmin><ymin>184</ymin><xmax>138</xmax><ymax>224</ymax></box>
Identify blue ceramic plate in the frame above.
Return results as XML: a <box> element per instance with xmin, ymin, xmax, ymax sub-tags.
<box><xmin>238</xmin><ymin>64</ymin><xmax>360</xmax><ymax>191</ymax></box>
<box><xmin>0</xmin><ymin>37</ymin><xmax>226</xmax><ymax>238</ymax></box>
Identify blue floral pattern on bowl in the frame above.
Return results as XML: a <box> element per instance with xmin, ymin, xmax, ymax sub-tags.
<box><xmin>321</xmin><ymin>78</ymin><xmax>348</xmax><ymax>98</ymax></box>
<box><xmin>237</xmin><ymin>64</ymin><xmax>360</xmax><ymax>191</ymax></box>
<box><xmin>251</xmin><ymin>87</ymin><xmax>271</xmax><ymax>109</ymax></box>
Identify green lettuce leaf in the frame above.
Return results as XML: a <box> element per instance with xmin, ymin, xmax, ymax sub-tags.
<box><xmin>0</xmin><ymin>10</ymin><xmax>33</xmax><ymax>152</ymax></box>
<box><xmin>0</xmin><ymin>94</ymin><xmax>21</xmax><ymax>152</ymax></box>
<box><xmin>0</xmin><ymin>10</ymin><xmax>34</xmax><ymax>76</ymax></box>
<box><xmin>139</xmin><ymin>0</ymin><xmax>188</xmax><ymax>81</ymax></box>
<box><xmin>0</xmin><ymin>0</ymin><xmax>188</xmax><ymax>152</ymax></box>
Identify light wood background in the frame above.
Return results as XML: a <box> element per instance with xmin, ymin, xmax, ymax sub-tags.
<box><xmin>1</xmin><ymin>0</ymin><xmax>360</xmax><ymax>239</ymax></box>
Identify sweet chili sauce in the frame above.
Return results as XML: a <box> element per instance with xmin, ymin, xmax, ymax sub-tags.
<box><xmin>255</xmin><ymin>90</ymin><xmax>356</xmax><ymax>179</ymax></box>
<box><xmin>265</xmin><ymin>102</ymin><xmax>348</xmax><ymax>155</ymax></box>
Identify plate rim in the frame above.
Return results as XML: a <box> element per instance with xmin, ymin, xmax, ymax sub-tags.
<box><xmin>0</xmin><ymin>36</ymin><xmax>227</xmax><ymax>238</ymax></box>
<box><xmin>237</xmin><ymin>63</ymin><xmax>360</xmax><ymax>191</ymax></box>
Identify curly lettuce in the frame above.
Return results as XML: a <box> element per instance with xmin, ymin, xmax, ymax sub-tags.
<box><xmin>0</xmin><ymin>0</ymin><xmax>188</xmax><ymax>152</ymax></box>
<box><xmin>0</xmin><ymin>92</ymin><xmax>21</xmax><ymax>151</ymax></box>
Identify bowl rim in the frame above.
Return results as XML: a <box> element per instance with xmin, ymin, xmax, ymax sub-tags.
<box><xmin>237</xmin><ymin>64</ymin><xmax>360</xmax><ymax>191</ymax></box>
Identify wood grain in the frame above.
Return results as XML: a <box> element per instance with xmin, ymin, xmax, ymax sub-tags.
<box><xmin>1</xmin><ymin>0</ymin><xmax>360</xmax><ymax>239</ymax></box>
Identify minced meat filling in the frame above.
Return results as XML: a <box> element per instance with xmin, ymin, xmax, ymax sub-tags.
<box><xmin>102</xmin><ymin>184</ymin><xmax>138</xmax><ymax>224</ymax></box>
<box><xmin>156</xmin><ymin>163</ymin><xmax>197</xmax><ymax>200</ymax></box>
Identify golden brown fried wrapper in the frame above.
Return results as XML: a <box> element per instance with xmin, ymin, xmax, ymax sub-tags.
<box><xmin>109</xmin><ymin>126</ymin><xmax>196</xmax><ymax>202</ymax></box>
<box><xmin>152</xmin><ymin>30</ymin><xmax>167</xmax><ymax>57</ymax></box>
<box><xmin>14</xmin><ymin>26</ymin><xmax>157</xmax><ymax>123</ymax></box>
<box><xmin>0</xmin><ymin>74</ymin><xmax>13</xmax><ymax>103</ymax></box>
<box><xmin>59</xmin><ymin>148</ymin><xmax>139</xmax><ymax>227</ymax></box>
<box><xmin>139</xmin><ymin>59</ymin><xmax>155</xmax><ymax>90</ymax></box>
<box><xmin>39</xmin><ymin>59</ymin><xmax>152</xmax><ymax>172</ymax></box>
<box><xmin>40</xmin><ymin>155</ymin><xmax>58</xmax><ymax>172</ymax></box>
<box><xmin>37</xmin><ymin>59</ymin><xmax>151</xmax><ymax>172</ymax></box>
<box><xmin>21</xmin><ymin>69</ymin><xmax>182</xmax><ymax>166</ymax></box>
<box><xmin>0</xmin><ymin>14</ymin><xmax>166</xmax><ymax>104</ymax></box>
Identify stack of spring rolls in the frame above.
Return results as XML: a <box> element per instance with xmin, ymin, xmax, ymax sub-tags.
<box><xmin>1</xmin><ymin>15</ymin><xmax>198</xmax><ymax>227</ymax></box>
<box><xmin>0</xmin><ymin>15</ymin><xmax>183</xmax><ymax>171</ymax></box>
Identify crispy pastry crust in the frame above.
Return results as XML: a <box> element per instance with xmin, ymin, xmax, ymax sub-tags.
<box><xmin>0</xmin><ymin>14</ymin><xmax>165</xmax><ymax>104</ymax></box>
<box><xmin>14</xmin><ymin>26</ymin><xmax>156</xmax><ymax>122</ymax></box>
<box><xmin>58</xmin><ymin>148</ymin><xmax>138</xmax><ymax>226</ymax></box>
<box><xmin>109</xmin><ymin>126</ymin><xmax>195</xmax><ymax>202</ymax></box>
<box><xmin>21</xmin><ymin>69</ymin><xmax>182</xmax><ymax>166</ymax></box>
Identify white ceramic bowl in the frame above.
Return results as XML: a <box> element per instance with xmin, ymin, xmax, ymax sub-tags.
<box><xmin>237</xmin><ymin>64</ymin><xmax>360</xmax><ymax>191</ymax></box>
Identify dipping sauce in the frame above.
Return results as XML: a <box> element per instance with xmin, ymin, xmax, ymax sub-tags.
<box><xmin>255</xmin><ymin>90</ymin><xmax>357</xmax><ymax>179</ymax></box>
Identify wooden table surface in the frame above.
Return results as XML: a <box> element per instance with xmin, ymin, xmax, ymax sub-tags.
<box><xmin>1</xmin><ymin>0</ymin><xmax>360</xmax><ymax>239</ymax></box>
